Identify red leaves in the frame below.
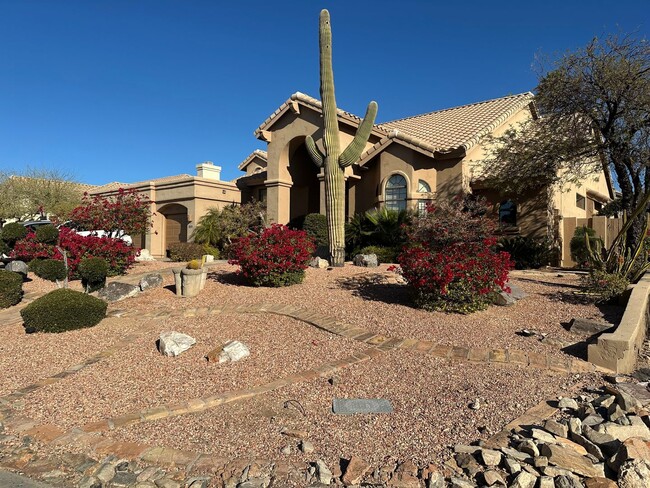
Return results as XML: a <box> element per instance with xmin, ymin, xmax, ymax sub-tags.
<box><xmin>228</xmin><ymin>224</ymin><xmax>315</xmax><ymax>284</ymax></box>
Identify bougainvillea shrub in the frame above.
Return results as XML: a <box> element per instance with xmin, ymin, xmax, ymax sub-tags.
<box><xmin>11</xmin><ymin>227</ymin><xmax>136</xmax><ymax>278</ymax></box>
<box><xmin>394</xmin><ymin>196</ymin><xmax>513</xmax><ymax>313</ymax></box>
<box><xmin>229</xmin><ymin>224</ymin><xmax>315</xmax><ymax>287</ymax></box>
<box><xmin>69</xmin><ymin>188</ymin><xmax>152</xmax><ymax>237</ymax></box>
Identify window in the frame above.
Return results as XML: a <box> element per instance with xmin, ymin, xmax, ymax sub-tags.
<box><xmin>594</xmin><ymin>201</ymin><xmax>603</xmax><ymax>212</ymax></box>
<box><xmin>385</xmin><ymin>174</ymin><xmax>407</xmax><ymax>211</ymax></box>
<box><xmin>499</xmin><ymin>200</ymin><xmax>517</xmax><ymax>226</ymax></box>
<box><xmin>417</xmin><ymin>180</ymin><xmax>431</xmax><ymax>193</ymax></box>
<box><xmin>257</xmin><ymin>188</ymin><xmax>267</xmax><ymax>203</ymax></box>
<box><xmin>576</xmin><ymin>193</ymin><xmax>586</xmax><ymax>210</ymax></box>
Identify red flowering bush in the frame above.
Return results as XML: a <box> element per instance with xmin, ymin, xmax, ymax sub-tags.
<box><xmin>395</xmin><ymin>196</ymin><xmax>513</xmax><ymax>313</ymax></box>
<box><xmin>70</xmin><ymin>188</ymin><xmax>152</xmax><ymax>237</ymax></box>
<box><xmin>229</xmin><ymin>224</ymin><xmax>315</xmax><ymax>287</ymax></box>
<box><xmin>12</xmin><ymin>227</ymin><xmax>136</xmax><ymax>278</ymax></box>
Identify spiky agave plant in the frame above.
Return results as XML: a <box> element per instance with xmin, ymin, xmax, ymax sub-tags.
<box><xmin>305</xmin><ymin>9</ymin><xmax>378</xmax><ymax>266</ymax></box>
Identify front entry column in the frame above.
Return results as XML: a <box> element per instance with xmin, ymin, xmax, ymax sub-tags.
<box><xmin>265</xmin><ymin>179</ymin><xmax>292</xmax><ymax>224</ymax></box>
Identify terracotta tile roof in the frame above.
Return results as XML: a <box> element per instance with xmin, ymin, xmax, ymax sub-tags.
<box><xmin>381</xmin><ymin>92</ymin><xmax>535</xmax><ymax>153</ymax></box>
<box><xmin>237</xmin><ymin>149</ymin><xmax>268</xmax><ymax>171</ymax></box>
<box><xmin>91</xmin><ymin>174</ymin><xmax>193</xmax><ymax>194</ymax></box>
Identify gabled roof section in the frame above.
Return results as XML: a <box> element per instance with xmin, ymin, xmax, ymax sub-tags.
<box><xmin>254</xmin><ymin>92</ymin><xmax>390</xmax><ymax>140</ymax></box>
<box><xmin>356</xmin><ymin>92</ymin><xmax>536</xmax><ymax>166</ymax></box>
<box><xmin>238</xmin><ymin>149</ymin><xmax>268</xmax><ymax>171</ymax></box>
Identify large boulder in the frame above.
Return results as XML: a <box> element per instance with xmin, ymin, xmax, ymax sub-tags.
<box><xmin>6</xmin><ymin>260</ymin><xmax>28</xmax><ymax>279</ymax></box>
<box><xmin>353</xmin><ymin>254</ymin><xmax>378</xmax><ymax>268</ymax></box>
<box><xmin>139</xmin><ymin>273</ymin><xmax>163</xmax><ymax>292</ymax></box>
<box><xmin>494</xmin><ymin>282</ymin><xmax>526</xmax><ymax>306</ymax></box>
<box><xmin>569</xmin><ymin>318</ymin><xmax>613</xmax><ymax>336</ymax></box>
<box><xmin>98</xmin><ymin>282</ymin><xmax>139</xmax><ymax>302</ymax></box>
<box><xmin>158</xmin><ymin>331</ymin><xmax>196</xmax><ymax>357</ymax></box>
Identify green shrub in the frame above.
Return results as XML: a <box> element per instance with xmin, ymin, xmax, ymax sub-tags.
<box><xmin>28</xmin><ymin>258</ymin><xmax>43</xmax><ymax>274</ymax></box>
<box><xmin>359</xmin><ymin>245</ymin><xmax>399</xmax><ymax>264</ymax></box>
<box><xmin>34</xmin><ymin>259</ymin><xmax>67</xmax><ymax>282</ymax></box>
<box><xmin>581</xmin><ymin>270</ymin><xmax>629</xmax><ymax>303</ymax></box>
<box><xmin>202</xmin><ymin>244</ymin><xmax>220</xmax><ymax>259</ymax></box>
<box><xmin>498</xmin><ymin>236</ymin><xmax>552</xmax><ymax>269</ymax></box>
<box><xmin>21</xmin><ymin>288</ymin><xmax>107</xmax><ymax>333</ymax></box>
<box><xmin>78</xmin><ymin>257</ymin><xmax>108</xmax><ymax>292</ymax></box>
<box><xmin>192</xmin><ymin>201</ymin><xmax>266</xmax><ymax>253</ymax></box>
<box><xmin>303</xmin><ymin>214</ymin><xmax>329</xmax><ymax>248</ymax></box>
<box><xmin>35</xmin><ymin>224</ymin><xmax>59</xmax><ymax>244</ymax></box>
<box><xmin>570</xmin><ymin>227</ymin><xmax>603</xmax><ymax>268</ymax></box>
<box><xmin>0</xmin><ymin>239</ymin><xmax>9</xmax><ymax>256</ymax></box>
<box><xmin>0</xmin><ymin>269</ymin><xmax>23</xmax><ymax>308</ymax></box>
<box><xmin>168</xmin><ymin>242</ymin><xmax>205</xmax><ymax>262</ymax></box>
<box><xmin>1</xmin><ymin>223</ymin><xmax>27</xmax><ymax>247</ymax></box>
<box><xmin>254</xmin><ymin>270</ymin><xmax>305</xmax><ymax>287</ymax></box>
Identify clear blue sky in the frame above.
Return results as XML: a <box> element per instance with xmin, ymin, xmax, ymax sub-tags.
<box><xmin>1</xmin><ymin>0</ymin><xmax>647</xmax><ymax>185</ymax></box>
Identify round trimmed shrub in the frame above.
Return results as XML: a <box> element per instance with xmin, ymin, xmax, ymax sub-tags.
<box><xmin>34</xmin><ymin>259</ymin><xmax>67</xmax><ymax>282</ymax></box>
<box><xmin>35</xmin><ymin>224</ymin><xmax>59</xmax><ymax>244</ymax></box>
<box><xmin>168</xmin><ymin>242</ymin><xmax>205</xmax><ymax>262</ymax></box>
<box><xmin>1</xmin><ymin>223</ymin><xmax>28</xmax><ymax>247</ymax></box>
<box><xmin>0</xmin><ymin>239</ymin><xmax>9</xmax><ymax>256</ymax></box>
<box><xmin>20</xmin><ymin>288</ymin><xmax>107</xmax><ymax>333</ymax></box>
<box><xmin>302</xmin><ymin>213</ymin><xmax>328</xmax><ymax>248</ymax></box>
<box><xmin>0</xmin><ymin>269</ymin><xmax>23</xmax><ymax>308</ymax></box>
<box><xmin>78</xmin><ymin>257</ymin><xmax>108</xmax><ymax>293</ymax></box>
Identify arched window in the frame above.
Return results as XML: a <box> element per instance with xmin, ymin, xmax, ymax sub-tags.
<box><xmin>385</xmin><ymin>174</ymin><xmax>407</xmax><ymax>211</ymax></box>
<box><xmin>499</xmin><ymin>200</ymin><xmax>517</xmax><ymax>226</ymax></box>
<box><xmin>417</xmin><ymin>180</ymin><xmax>431</xmax><ymax>215</ymax></box>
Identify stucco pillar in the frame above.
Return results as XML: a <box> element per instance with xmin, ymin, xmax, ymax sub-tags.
<box><xmin>265</xmin><ymin>179</ymin><xmax>292</xmax><ymax>224</ymax></box>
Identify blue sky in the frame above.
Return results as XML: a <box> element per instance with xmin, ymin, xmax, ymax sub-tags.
<box><xmin>1</xmin><ymin>0</ymin><xmax>648</xmax><ymax>185</ymax></box>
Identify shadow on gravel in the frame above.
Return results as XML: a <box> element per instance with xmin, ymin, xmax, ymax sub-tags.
<box><xmin>209</xmin><ymin>270</ymin><xmax>248</xmax><ymax>286</ymax></box>
<box><xmin>513</xmin><ymin>276</ymin><xmax>583</xmax><ymax>289</ymax></box>
<box><xmin>541</xmin><ymin>291</ymin><xmax>624</xmax><ymax>325</ymax></box>
<box><xmin>561</xmin><ymin>341</ymin><xmax>589</xmax><ymax>361</ymax></box>
<box><xmin>336</xmin><ymin>273</ymin><xmax>413</xmax><ymax>307</ymax></box>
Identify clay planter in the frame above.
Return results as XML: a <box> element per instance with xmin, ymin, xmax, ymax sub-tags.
<box><xmin>172</xmin><ymin>267</ymin><xmax>207</xmax><ymax>298</ymax></box>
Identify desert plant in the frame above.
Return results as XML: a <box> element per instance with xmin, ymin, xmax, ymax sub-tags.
<box><xmin>570</xmin><ymin>227</ymin><xmax>603</xmax><ymax>268</ymax></box>
<box><xmin>395</xmin><ymin>196</ymin><xmax>513</xmax><ymax>314</ymax></box>
<box><xmin>359</xmin><ymin>245</ymin><xmax>399</xmax><ymax>264</ymax></box>
<box><xmin>302</xmin><ymin>213</ymin><xmax>329</xmax><ymax>248</ymax></box>
<box><xmin>0</xmin><ymin>269</ymin><xmax>22</xmax><ymax>308</ymax></box>
<box><xmin>35</xmin><ymin>224</ymin><xmax>59</xmax><ymax>244</ymax></box>
<box><xmin>229</xmin><ymin>224</ymin><xmax>315</xmax><ymax>287</ymax></box>
<box><xmin>186</xmin><ymin>259</ymin><xmax>202</xmax><ymax>270</ymax></box>
<box><xmin>167</xmin><ymin>242</ymin><xmax>205</xmax><ymax>262</ymax></box>
<box><xmin>304</xmin><ymin>10</ymin><xmax>378</xmax><ymax>266</ymax></box>
<box><xmin>34</xmin><ymin>258</ymin><xmax>67</xmax><ymax>283</ymax></box>
<box><xmin>498</xmin><ymin>236</ymin><xmax>552</xmax><ymax>269</ymax></box>
<box><xmin>21</xmin><ymin>288</ymin><xmax>107</xmax><ymax>333</ymax></box>
<box><xmin>78</xmin><ymin>257</ymin><xmax>109</xmax><ymax>293</ymax></box>
<box><xmin>202</xmin><ymin>244</ymin><xmax>220</xmax><ymax>259</ymax></box>
<box><xmin>581</xmin><ymin>270</ymin><xmax>630</xmax><ymax>303</ymax></box>
<box><xmin>364</xmin><ymin>207</ymin><xmax>411</xmax><ymax>248</ymax></box>
<box><xmin>1</xmin><ymin>222</ymin><xmax>27</xmax><ymax>248</ymax></box>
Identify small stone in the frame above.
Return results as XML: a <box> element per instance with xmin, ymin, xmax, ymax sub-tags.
<box><xmin>94</xmin><ymin>463</ymin><xmax>116</xmax><ymax>483</ymax></box>
<box><xmin>609</xmin><ymin>403</ymin><xmax>626</xmax><ymax>422</ymax></box>
<box><xmin>187</xmin><ymin>478</ymin><xmax>209</xmax><ymax>488</ymax></box>
<box><xmin>534</xmin><ymin>456</ymin><xmax>549</xmax><ymax>468</ymax></box>
<box><xmin>158</xmin><ymin>331</ymin><xmax>196</xmax><ymax>357</ymax></box>
<box><xmin>569</xmin><ymin>417</ymin><xmax>582</xmax><ymax>436</ymax></box>
<box><xmin>315</xmin><ymin>459</ymin><xmax>332</xmax><ymax>485</ymax></box>
<box><xmin>341</xmin><ymin>456</ymin><xmax>372</xmax><ymax>485</ymax></box>
<box><xmin>504</xmin><ymin>457</ymin><xmax>522</xmax><ymax>474</ymax></box>
<box><xmin>593</xmin><ymin>395</ymin><xmax>616</xmax><ymax>409</ymax></box>
<box><xmin>218</xmin><ymin>340</ymin><xmax>250</xmax><ymax>363</ymax></box>
<box><xmin>538</xmin><ymin>476</ymin><xmax>555</xmax><ymax>488</ymax></box>
<box><xmin>450</xmin><ymin>478</ymin><xmax>476</xmax><ymax>488</ymax></box>
<box><xmin>479</xmin><ymin>448</ymin><xmax>502</xmax><ymax>466</ymax></box>
<box><xmin>309</xmin><ymin>257</ymin><xmax>329</xmax><ymax>268</ymax></box>
<box><xmin>545</xmin><ymin>419</ymin><xmax>569</xmax><ymax>438</ymax></box>
<box><xmin>353</xmin><ymin>254</ymin><xmax>378</xmax><ymax>267</ymax></box>
<box><xmin>518</xmin><ymin>439</ymin><xmax>540</xmax><ymax>458</ymax></box>
<box><xmin>532</xmin><ymin>428</ymin><xmax>557</xmax><ymax>443</ymax></box>
<box><xmin>482</xmin><ymin>469</ymin><xmax>505</xmax><ymax>486</ymax></box>
<box><xmin>558</xmin><ymin>397</ymin><xmax>579</xmax><ymax>410</ymax></box>
<box><xmin>110</xmin><ymin>471</ymin><xmax>138</xmax><ymax>487</ymax></box>
<box><xmin>154</xmin><ymin>479</ymin><xmax>181</xmax><ymax>488</ymax></box>
<box><xmin>584</xmin><ymin>477</ymin><xmax>619</xmax><ymax>488</ymax></box>
<box><xmin>469</xmin><ymin>398</ymin><xmax>481</xmax><ymax>410</ymax></box>
<box><xmin>540</xmin><ymin>443</ymin><xmax>605</xmax><ymax>478</ymax></box>
<box><xmin>78</xmin><ymin>476</ymin><xmax>102</xmax><ymax>488</ymax></box>
<box><xmin>328</xmin><ymin>375</ymin><xmax>339</xmax><ymax>386</ymax></box>
<box><xmin>510</xmin><ymin>471</ymin><xmax>537</xmax><ymax>488</ymax></box>
<box><xmin>280</xmin><ymin>445</ymin><xmax>291</xmax><ymax>455</ymax></box>
<box><xmin>568</xmin><ymin>318</ymin><xmax>613</xmax><ymax>336</ymax></box>
<box><xmin>300</xmin><ymin>440</ymin><xmax>314</xmax><ymax>454</ymax></box>
<box><xmin>137</xmin><ymin>467</ymin><xmax>164</xmax><ymax>482</ymax></box>
<box><xmin>455</xmin><ymin>452</ymin><xmax>482</xmax><ymax>477</ymax></box>
<box><xmin>139</xmin><ymin>273</ymin><xmax>163</xmax><ymax>291</ymax></box>
<box><xmin>583</xmin><ymin>414</ymin><xmax>606</xmax><ymax>427</ymax></box>
<box><xmin>6</xmin><ymin>260</ymin><xmax>28</xmax><ymax>278</ymax></box>
<box><xmin>98</xmin><ymin>281</ymin><xmax>139</xmax><ymax>302</ymax></box>
<box><xmin>618</xmin><ymin>459</ymin><xmax>650</xmax><ymax>488</ymax></box>
<box><xmin>502</xmin><ymin>447</ymin><xmax>532</xmax><ymax>462</ymax></box>
<box><xmin>555</xmin><ymin>475</ymin><xmax>583</xmax><ymax>488</ymax></box>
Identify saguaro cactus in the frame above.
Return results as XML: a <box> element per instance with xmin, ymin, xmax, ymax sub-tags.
<box><xmin>305</xmin><ymin>9</ymin><xmax>378</xmax><ymax>267</ymax></box>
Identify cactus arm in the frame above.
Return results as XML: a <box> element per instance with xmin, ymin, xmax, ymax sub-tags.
<box><xmin>339</xmin><ymin>101</ymin><xmax>378</xmax><ymax>168</ymax></box>
<box><xmin>305</xmin><ymin>135</ymin><xmax>324</xmax><ymax>168</ymax></box>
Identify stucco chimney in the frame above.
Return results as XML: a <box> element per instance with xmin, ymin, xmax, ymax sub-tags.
<box><xmin>196</xmin><ymin>161</ymin><xmax>221</xmax><ymax>180</ymax></box>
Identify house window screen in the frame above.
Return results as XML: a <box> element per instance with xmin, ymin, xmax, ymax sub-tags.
<box><xmin>499</xmin><ymin>200</ymin><xmax>517</xmax><ymax>226</ymax></box>
<box><xmin>385</xmin><ymin>174</ymin><xmax>407</xmax><ymax>211</ymax></box>
<box><xmin>576</xmin><ymin>193</ymin><xmax>586</xmax><ymax>210</ymax></box>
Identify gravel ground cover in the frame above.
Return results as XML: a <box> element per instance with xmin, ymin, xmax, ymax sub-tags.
<box><xmin>124</xmin><ymin>264</ymin><xmax>623</xmax><ymax>357</ymax></box>
<box><xmin>22</xmin><ymin>313</ymin><xmax>366</xmax><ymax>429</ymax></box>
<box><xmin>112</xmin><ymin>349</ymin><xmax>601</xmax><ymax>468</ymax></box>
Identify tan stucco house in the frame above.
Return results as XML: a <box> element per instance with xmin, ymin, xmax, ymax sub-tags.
<box><xmin>92</xmin><ymin>91</ymin><xmax>613</xmax><ymax>264</ymax></box>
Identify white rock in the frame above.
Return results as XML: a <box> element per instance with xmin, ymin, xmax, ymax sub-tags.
<box><xmin>135</xmin><ymin>249</ymin><xmax>155</xmax><ymax>261</ymax></box>
<box><xmin>309</xmin><ymin>256</ymin><xmax>329</xmax><ymax>268</ymax></box>
<box><xmin>158</xmin><ymin>331</ymin><xmax>196</xmax><ymax>357</ymax></box>
<box><xmin>315</xmin><ymin>459</ymin><xmax>332</xmax><ymax>485</ymax></box>
<box><xmin>218</xmin><ymin>340</ymin><xmax>250</xmax><ymax>363</ymax></box>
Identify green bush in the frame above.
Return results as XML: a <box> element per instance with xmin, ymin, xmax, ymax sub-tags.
<box><xmin>498</xmin><ymin>236</ymin><xmax>552</xmax><ymax>269</ymax></box>
<box><xmin>1</xmin><ymin>223</ymin><xmax>27</xmax><ymax>248</ymax></box>
<box><xmin>0</xmin><ymin>269</ymin><xmax>23</xmax><ymax>308</ymax></box>
<box><xmin>21</xmin><ymin>288</ymin><xmax>107</xmax><ymax>333</ymax></box>
<box><xmin>0</xmin><ymin>239</ymin><xmax>9</xmax><ymax>256</ymax></box>
<box><xmin>28</xmin><ymin>258</ymin><xmax>43</xmax><ymax>274</ymax></box>
<box><xmin>35</xmin><ymin>224</ymin><xmax>59</xmax><ymax>244</ymax></box>
<box><xmin>202</xmin><ymin>244</ymin><xmax>220</xmax><ymax>259</ymax></box>
<box><xmin>253</xmin><ymin>270</ymin><xmax>305</xmax><ymax>287</ymax></box>
<box><xmin>34</xmin><ymin>259</ymin><xmax>67</xmax><ymax>282</ymax></box>
<box><xmin>570</xmin><ymin>227</ymin><xmax>603</xmax><ymax>268</ymax></box>
<box><xmin>192</xmin><ymin>201</ymin><xmax>266</xmax><ymax>253</ymax></box>
<box><xmin>78</xmin><ymin>257</ymin><xmax>108</xmax><ymax>292</ymax></box>
<box><xmin>581</xmin><ymin>270</ymin><xmax>629</xmax><ymax>303</ymax></box>
<box><xmin>303</xmin><ymin>213</ymin><xmax>329</xmax><ymax>248</ymax></box>
<box><xmin>168</xmin><ymin>242</ymin><xmax>205</xmax><ymax>262</ymax></box>
<box><xmin>359</xmin><ymin>245</ymin><xmax>399</xmax><ymax>264</ymax></box>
